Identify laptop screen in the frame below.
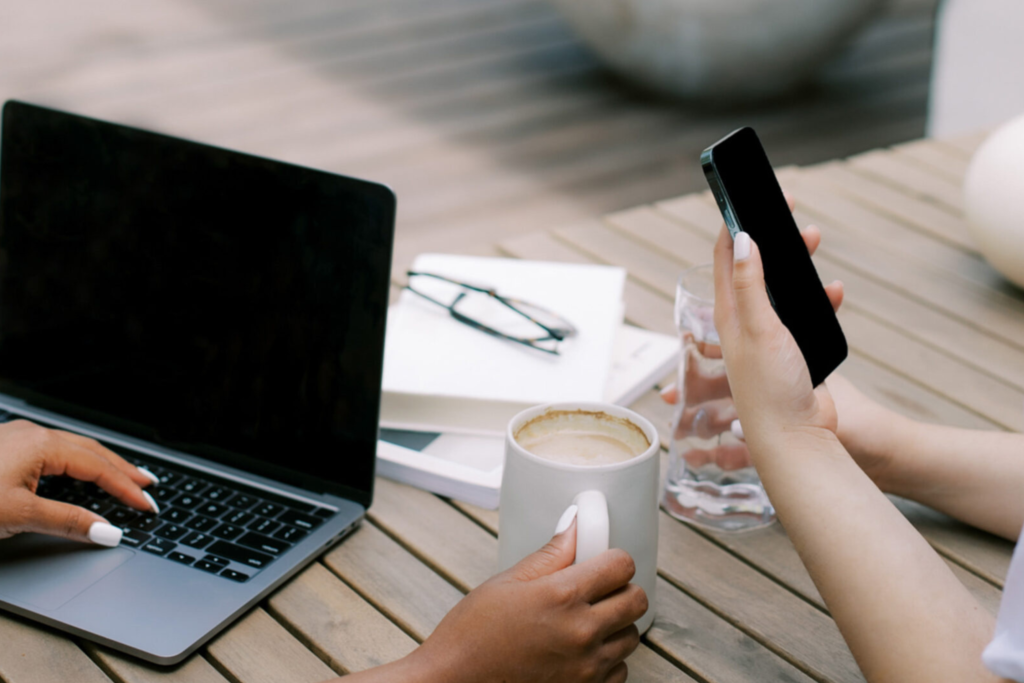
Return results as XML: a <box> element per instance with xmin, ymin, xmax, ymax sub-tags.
<box><xmin>0</xmin><ymin>101</ymin><xmax>395</xmax><ymax>507</ymax></box>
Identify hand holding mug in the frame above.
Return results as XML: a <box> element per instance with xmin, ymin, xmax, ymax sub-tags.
<box><xmin>414</xmin><ymin>521</ymin><xmax>646</xmax><ymax>683</ymax></box>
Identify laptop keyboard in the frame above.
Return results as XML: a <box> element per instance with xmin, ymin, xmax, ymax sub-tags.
<box><xmin>35</xmin><ymin>452</ymin><xmax>336</xmax><ymax>583</ymax></box>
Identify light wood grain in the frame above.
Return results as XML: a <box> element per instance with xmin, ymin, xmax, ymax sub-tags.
<box><xmin>322</xmin><ymin>522</ymin><xmax>465</xmax><ymax>641</ymax></box>
<box><xmin>369</xmin><ymin>476</ymin><xmax>498</xmax><ymax>592</ymax></box>
<box><xmin>267</xmin><ymin>562</ymin><xmax>418</xmax><ymax>674</ymax></box>
<box><xmin>846</xmin><ymin>148</ymin><xmax>965</xmax><ymax>213</ymax></box>
<box><xmin>205</xmin><ymin>608</ymin><xmax>337</xmax><ymax>683</ymax></box>
<box><xmin>648</xmin><ymin>577</ymin><xmax>817</xmax><ymax>683</ymax></box>
<box><xmin>890</xmin><ymin>139</ymin><xmax>972</xmax><ymax>182</ymax></box>
<box><xmin>657</xmin><ymin>514</ymin><xmax>864</xmax><ymax>683</ymax></box>
<box><xmin>84</xmin><ymin>645</ymin><xmax>229</xmax><ymax>683</ymax></box>
<box><xmin>810</xmin><ymin>162</ymin><xmax>976</xmax><ymax>253</ymax></box>
<box><xmin>0</xmin><ymin>614</ymin><xmax>113</xmax><ymax>683</ymax></box>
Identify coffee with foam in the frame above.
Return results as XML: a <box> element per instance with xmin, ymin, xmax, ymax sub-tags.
<box><xmin>515</xmin><ymin>409</ymin><xmax>650</xmax><ymax>466</ymax></box>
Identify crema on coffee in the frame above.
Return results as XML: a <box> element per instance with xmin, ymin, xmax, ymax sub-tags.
<box><xmin>515</xmin><ymin>410</ymin><xmax>650</xmax><ymax>466</ymax></box>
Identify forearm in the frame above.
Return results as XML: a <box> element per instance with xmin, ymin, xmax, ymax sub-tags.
<box><xmin>753</xmin><ymin>430</ymin><xmax>998</xmax><ymax>683</ymax></box>
<box><xmin>881</xmin><ymin>421</ymin><xmax>1024</xmax><ymax>541</ymax></box>
<box><xmin>326</xmin><ymin>649</ymin><xmax>445</xmax><ymax>683</ymax></box>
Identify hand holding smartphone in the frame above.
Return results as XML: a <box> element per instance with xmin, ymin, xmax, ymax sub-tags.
<box><xmin>701</xmin><ymin>127</ymin><xmax>847</xmax><ymax>386</ymax></box>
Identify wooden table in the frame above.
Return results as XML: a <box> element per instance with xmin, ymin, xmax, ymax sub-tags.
<box><xmin>0</xmin><ymin>132</ymin><xmax>1017</xmax><ymax>683</ymax></box>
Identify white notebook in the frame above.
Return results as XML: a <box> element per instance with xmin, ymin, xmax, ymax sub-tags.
<box><xmin>381</xmin><ymin>254</ymin><xmax>627</xmax><ymax>436</ymax></box>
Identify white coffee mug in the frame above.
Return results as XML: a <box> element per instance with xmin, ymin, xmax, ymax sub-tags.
<box><xmin>498</xmin><ymin>402</ymin><xmax>660</xmax><ymax>633</ymax></box>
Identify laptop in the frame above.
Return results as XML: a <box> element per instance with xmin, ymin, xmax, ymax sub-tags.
<box><xmin>0</xmin><ymin>101</ymin><xmax>396</xmax><ymax>664</ymax></box>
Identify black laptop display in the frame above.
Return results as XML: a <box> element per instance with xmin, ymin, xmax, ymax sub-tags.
<box><xmin>0</xmin><ymin>101</ymin><xmax>395</xmax><ymax>507</ymax></box>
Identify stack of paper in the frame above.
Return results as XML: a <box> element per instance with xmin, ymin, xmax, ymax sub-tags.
<box><xmin>377</xmin><ymin>254</ymin><xmax>678</xmax><ymax>508</ymax></box>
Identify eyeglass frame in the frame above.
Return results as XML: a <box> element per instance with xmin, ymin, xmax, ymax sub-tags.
<box><xmin>403</xmin><ymin>271</ymin><xmax>578</xmax><ymax>355</ymax></box>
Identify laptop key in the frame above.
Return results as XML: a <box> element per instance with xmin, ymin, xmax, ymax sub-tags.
<box><xmin>168</xmin><ymin>551</ymin><xmax>196</xmax><ymax>565</ymax></box>
<box><xmin>203</xmin><ymin>554</ymin><xmax>229</xmax><ymax>567</ymax></box>
<box><xmin>108</xmin><ymin>509</ymin><xmax>139</xmax><ymax>526</ymax></box>
<box><xmin>157</xmin><ymin>471</ymin><xmax>182</xmax><ymax>487</ymax></box>
<box><xmin>277</xmin><ymin>510</ymin><xmax>322</xmax><ymax>531</ymax></box>
<box><xmin>249</xmin><ymin>518</ymin><xmax>280</xmax><ymax>535</ymax></box>
<box><xmin>181</xmin><ymin>532</ymin><xmax>214</xmax><ymax>550</ymax></box>
<box><xmin>205</xmin><ymin>486</ymin><xmax>234</xmax><ymax>502</ymax></box>
<box><xmin>155</xmin><ymin>524</ymin><xmax>189</xmax><ymax>541</ymax></box>
<box><xmin>206</xmin><ymin>540</ymin><xmax>274</xmax><ymax>569</ymax></box>
<box><xmin>273</xmin><ymin>526</ymin><xmax>308</xmax><ymax>544</ymax></box>
<box><xmin>177</xmin><ymin>478</ymin><xmax>209</xmax><ymax>495</ymax></box>
<box><xmin>141</xmin><ymin>538</ymin><xmax>176</xmax><ymax>556</ymax></box>
<box><xmin>152</xmin><ymin>487</ymin><xmax>179</xmax><ymax>503</ymax></box>
<box><xmin>229</xmin><ymin>494</ymin><xmax>259</xmax><ymax>511</ymax></box>
<box><xmin>220</xmin><ymin>569</ymin><xmax>250</xmax><ymax>583</ymax></box>
<box><xmin>130</xmin><ymin>514</ymin><xmax>161</xmax><ymax>532</ymax></box>
<box><xmin>197</xmin><ymin>502</ymin><xmax>229</xmax><ymax>518</ymax></box>
<box><xmin>194</xmin><ymin>560</ymin><xmax>222</xmax><ymax>574</ymax></box>
<box><xmin>224</xmin><ymin>510</ymin><xmax>253</xmax><ymax>526</ymax></box>
<box><xmin>237</xmin><ymin>532</ymin><xmax>289</xmax><ymax>556</ymax></box>
<box><xmin>212</xmin><ymin>524</ymin><xmax>244</xmax><ymax>541</ymax></box>
<box><xmin>253</xmin><ymin>502</ymin><xmax>284</xmax><ymax>518</ymax></box>
<box><xmin>120</xmin><ymin>528</ymin><xmax>151</xmax><ymax>548</ymax></box>
<box><xmin>85</xmin><ymin>499</ymin><xmax>113</xmax><ymax>516</ymax></box>
<box><xmin>161</xmin><ymin>508</ymin><xmax>192</xmax><ymax>524</ymax></box>
<box><xmin>172</xmin><ymin>493</ymin><xmax>202</xmax><ymax>509</ymax></box>
<box><xmin>185</xmin><ymin>515</ymin><xmax>217</xmax><ymax>532</ymax></box>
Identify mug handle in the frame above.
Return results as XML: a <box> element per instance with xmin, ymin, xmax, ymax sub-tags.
<box><xmin>572</xmin><ymin>490</ymin><xmax>609</xmax><ymax>564</ymax></box>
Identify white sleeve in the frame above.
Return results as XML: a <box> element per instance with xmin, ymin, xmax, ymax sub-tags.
<box><xmin>983</xmin><ymin>524</ymin><xmax>1024</xmax><ymax>681</ymax></box>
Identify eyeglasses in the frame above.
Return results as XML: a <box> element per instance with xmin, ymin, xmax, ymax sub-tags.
<box><xmin>404</xmin><ymin>271</ymin><xmax>578</xmax><ymax>355</ymax></box>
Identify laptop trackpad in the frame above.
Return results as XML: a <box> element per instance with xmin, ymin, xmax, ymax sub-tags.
<box><xmin>0</xmin><ymin>535</ymin><xmax>133</xmax><ymax>611</ymax></box>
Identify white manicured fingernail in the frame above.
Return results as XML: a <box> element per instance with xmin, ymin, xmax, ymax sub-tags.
<box><xmin>555</xmin><ymin>505</ymin><xmax>578</xmax><ymax>535</ymax></box>
<box><xmin>137</xmin><ymin>467</ymin><xmax>160</xmax><ymax>486</ymax></box>
<box><xmin>88</xmin><ymin>522</ymin><xmax>123</xmax><ymax>547</ymax></box>
<box><xmin>142</xmin><ymin>490</ymin><xmax>160</xmax><ymax>514</ymax></box>
<box><xmin>659</xmin><ymin>384</ymin><xmax>675</xmax><ymax>398</ymax></box>
<box><xmin>734</xmin><ymin>232</ymin><xmax>751</xmax><ymax>262</ymax></box>
<box><xmin>731</xmin><ymin>419</ymin><xmax>745</xmax><ymax>441</ymax></box>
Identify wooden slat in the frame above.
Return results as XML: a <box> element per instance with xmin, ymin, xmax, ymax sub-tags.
<box><xmin>84</xmin><ymin>645</ymin><xmax>229</xmax><ymax>683</ymax></box>
<box><xmin>891</xmin><ymin>139</ymin><xmax>971</xmax><ymax>182</ymax></box>
<box><xmin>267</xmin><ymin>562</ymin><xmax>418</xmax><ymax>673</ymax></box>
<box><xmin>657</xmin><ymin>514</ymin><xmax>864</xmax><ymax>683</ymax></box>
<box><xmin>322</xmin><ymin>522</ymin><xmax>464</xmax><ymax>641</ymax></box>
<box><xmin>810</xmin><ymin>162</ymin><xmax>976</xmax><ymax>253</ymax></box>
<box><xmin>939</xmin><ymin>130</ymin><xmax>990</xmax><ymax>156</ymax></box>
<box><xmin>0</xmin><ymin>614</ymin><xmax>113</xmax><ymax>683</ymax></box>
<box><xmin>369</xmin><ymin>476</ymin><xmax>499</xmax><ymax>592</ymax></box>
<box><xmin>205</xmin><ymin>608</ymin><xmax>337</xmax><ymax>683</ymax></box>
<box><xmin>846</xmin><ymin>148</ymin><xmax>965</xmax><ymax>212</ymax></box>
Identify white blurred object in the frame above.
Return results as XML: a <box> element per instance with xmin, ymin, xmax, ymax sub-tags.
<box><xmin>928</xmin><ymin>0</ymin><xmax>1024</xmax><ymax>137</ymax></box>
<box><xmin>549</xmin><ymin>0</ymin><xmax>883</xmax><ymax>102</ymax></box>
<box><xmin>963</xmin><ymin>115</ymin><xmax>1024</xmax><ymax>289</ymax></box>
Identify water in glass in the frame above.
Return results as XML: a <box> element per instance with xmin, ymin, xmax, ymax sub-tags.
<box><xmin>662</xmin><ymin>264</ymin><xmax>776</xmax><ymax>532</ymax></box>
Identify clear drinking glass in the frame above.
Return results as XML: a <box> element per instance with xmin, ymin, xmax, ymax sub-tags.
<box><xmin>661</xmin><ymin>264</ymin><xmax>776</xmax><ymax>532</ymax></box>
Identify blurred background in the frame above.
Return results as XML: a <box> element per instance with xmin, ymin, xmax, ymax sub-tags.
<box><xmin>1</xmin><ymin>0</ymin><xmax>939</xmax><ymax>268</ymax></box>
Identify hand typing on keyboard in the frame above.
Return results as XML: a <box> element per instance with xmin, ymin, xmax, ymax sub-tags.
<box><xmin>0</xmin><ymin>419</ymin><xmax>159</xmax><ymax>546</ymax></box>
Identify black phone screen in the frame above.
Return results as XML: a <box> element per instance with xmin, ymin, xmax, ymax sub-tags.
<box><xmin>703</xmin><ymin>127</ymin><xmax>847</xmax><ymax>386</ymax></box>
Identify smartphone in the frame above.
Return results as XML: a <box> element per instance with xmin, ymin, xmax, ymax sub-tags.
<box><xmin>701</xmin><ymin>127</ymin><xmax>847</xmax><ymax>386</ymax></box>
